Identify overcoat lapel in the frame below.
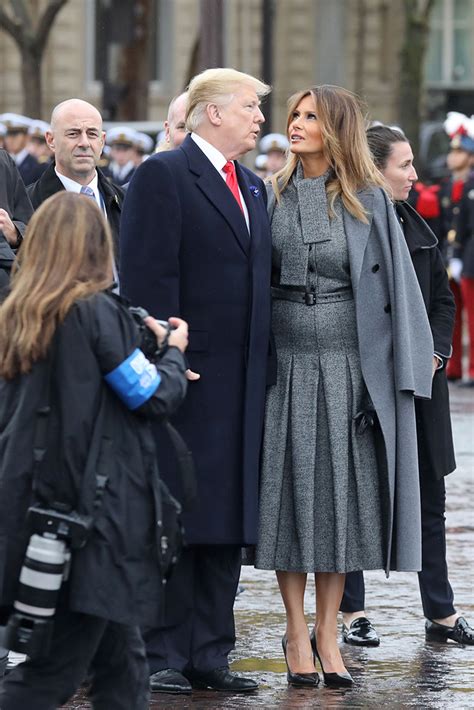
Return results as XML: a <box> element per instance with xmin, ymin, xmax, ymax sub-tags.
<box><xmin>182</xmin><ymin>136</ymin><xmax>250</xmax><ymax>256</ymax></box>
<box><xmin>344</xmin><ymin>189</ymin><xmax>374</xmax><ymax>296</ymax></box>
<box><xmin>235</xmin><ymin>162</ymin><xmax>262</xmax><ymax>257</ymax></box>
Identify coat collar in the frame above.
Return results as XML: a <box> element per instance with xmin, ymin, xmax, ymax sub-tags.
<box><xmin>32</xmin><ymin>162</ymin><xmax>122</xmax><ymax>209</ymax></box>
<box><xmin>180</xmin><ymin>135</ymin><xmax>251</xmax><ymax>256</ymax></box>
<box><xmin>395</xmin><ymin>200</ymin><xmax>437</xmax><ymax>254</ymax></box>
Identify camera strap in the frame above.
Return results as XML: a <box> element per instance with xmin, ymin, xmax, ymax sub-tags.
<box><xmin>31</xmin><ymin>331</ymin><xmax>108</xmax><ymax>519</ymax></box>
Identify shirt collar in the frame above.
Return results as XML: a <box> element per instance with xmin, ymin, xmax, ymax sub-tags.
<box><xmin>191</xmin><ymin>133</ymin><xmax>228</xmax><ymax>177</ymax></box>
<box><xmin>12</xmin><ymin>148</ymin><xmax>30</xmax><ymax>166</ymax></box>
<box><xmin>55</xmin><ymin>168</ymin><xmax>100</xmax><ymax>202</ymax></box>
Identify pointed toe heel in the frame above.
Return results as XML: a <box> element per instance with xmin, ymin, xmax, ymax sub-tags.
<box><xmin>309</xmin><ymin>629</ymin><xmax>354</xmax><ymax>688</ymax></box>
<box><xmin>282</xmin><ymin>634</ymin><xmax>320</xmax><ymax>688</ymax></box>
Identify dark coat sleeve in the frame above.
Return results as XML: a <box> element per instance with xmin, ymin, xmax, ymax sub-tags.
<box><xmin>0</xmin><ymin>150</ymin><xmax>33</xmax><ymax>241</ymax></box>
<box><xmin>85</xmin><ymin>293</ymin><xmax>187</xmax><ymax>418</ymax></box>
<box><xmin>119</xmin><ymin>156</ymin><xmax>182</xmax><ymax>318</ymax></box>
<box><xmin>428</xmin><ymin>247</ymin><xmax>455</xmax><ymax>361</ymax></box>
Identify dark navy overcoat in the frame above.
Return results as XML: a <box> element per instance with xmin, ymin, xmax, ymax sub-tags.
<box><xmin>120</xmin><ymin>135</ymin><xmax>272</xmax><ymax>545</ymax></box>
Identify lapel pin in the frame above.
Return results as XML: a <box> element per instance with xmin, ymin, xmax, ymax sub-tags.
<box><xmin>249</xmin><ymin>185</ymin><xmax>260</xmax><ymax>197</ymax></box>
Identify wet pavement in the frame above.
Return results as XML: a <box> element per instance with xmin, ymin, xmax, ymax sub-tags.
<box><xmin>61</xmin><ymin>384</ymin><xmax>474</xmax><ymax>707</ymax></box>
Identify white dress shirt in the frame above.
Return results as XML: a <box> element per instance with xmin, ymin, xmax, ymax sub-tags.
<box><xmin>54</xmin><ymin>169</ymin><xmax>104</xmax><ymax>213</ymax></box>
<box><xmin>190</xmin><ymin>133</ymin><xmax>250</xmax><ymax>231</ymax></box>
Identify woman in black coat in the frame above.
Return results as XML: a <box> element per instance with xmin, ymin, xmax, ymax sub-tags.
<box><xmin>0</xmin><ymin>192</ymin><xmax>189</xmax><ymax>708</ymax></box>
<box><xmin>341</xmin><ymin>126</ymin><xmax>474</xmax><ymax>647</ymax></box>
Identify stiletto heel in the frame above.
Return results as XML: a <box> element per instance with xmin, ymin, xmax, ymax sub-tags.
<box><xmin>309</xmin><ymin>629</ymin><xmax>354</xmax><ymax>687</ymax></box>
<box><xmin>282</xmin><ymin>634</ymin><xmax>320</xmax><ymax>688</ymax></box>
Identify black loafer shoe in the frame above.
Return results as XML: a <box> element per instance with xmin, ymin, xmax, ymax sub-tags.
<box><xmin>342</xmin><ymin>617</ymin><xmax>380</xmax><ymax>647</ymax></box>
<box><xmin>150</xmin><ymin>668</ymin><xmax>192</xmax><ymax>694</ymax></box>
<box><xmin>426</xmin><ymin>617</ymin><xmax>474</xmax><ymax>645</ymax></box>
<box><xmin>188</xmin><ymin>667</ymin><xmax>258</xmax><ymax>692</ymax></box>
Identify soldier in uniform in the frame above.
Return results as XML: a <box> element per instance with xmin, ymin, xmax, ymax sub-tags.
<box><xmin>259</xmin><ymin>132</ymin><xmax>289</xmax><ymax>176</ymax></box>
<box><xmin>27</xmin><ymin>120</ymin><xmax>52</xmax><ymax>165</ymax></box>
<box><xmin>0</xmin><ymin>114</ymin><xmax>47</xmax><ymax>186</ymax></box>
<box><xmin>452</xmin><ymin>121</ymin><xmax>474</xmax><ymax>387</ymax></box>
<box><xmin>103</xmin><ymin>126</ymin><xmax>137</xmax><ymax>185</ymax></box>
<box><xmin>439</xmin><ymin>113</ymin><xmax>474</xmax><ymax>381</ymax></box>
<box><xmin>132</xmin><ymin>132</ymin><xmax>154</xmax><ymax>166</ymax></box>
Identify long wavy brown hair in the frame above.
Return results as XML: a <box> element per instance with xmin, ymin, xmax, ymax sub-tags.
<box><xmin>270</xmin><ymin>85</ymin><xmax>386</xmax><ymax>223</ymax></box>
<box><xmin>0</xmin><ymin>192</ymin><xmax>114</xmax><ymax>379</ymax></box>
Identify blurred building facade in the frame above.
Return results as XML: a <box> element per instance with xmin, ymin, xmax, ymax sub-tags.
<box><xmin>0</xmin><ymin>0</ymin><xmax>472</xmax><ymax>131</ymax></box>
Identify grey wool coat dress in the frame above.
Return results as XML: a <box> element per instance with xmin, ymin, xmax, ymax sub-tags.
<box><xmin>263</xmin><ymin>183</ymin><xmax>433</xmax><ymax>574</ymax></box>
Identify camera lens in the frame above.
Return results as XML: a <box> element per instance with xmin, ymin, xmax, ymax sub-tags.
<box><xmin>14</xmin><ymin>535</ymin><xmax>67</xmax><ymax>617</ymax></box>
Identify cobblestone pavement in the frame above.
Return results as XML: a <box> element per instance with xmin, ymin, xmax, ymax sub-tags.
<box><xmin>60</xmin><ymin>384</ymin><xmax>473</xmax><ymax>708</ymax></box>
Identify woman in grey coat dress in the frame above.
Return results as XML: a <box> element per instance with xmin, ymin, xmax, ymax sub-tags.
<box><xmin>255</xmin><ymin>86</ymin><xmax>434</xmax><ymax>687</ymax></box>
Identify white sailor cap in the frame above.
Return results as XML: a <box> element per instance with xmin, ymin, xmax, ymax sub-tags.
<box><xmin>133</xmin><ymin>131</ymin><xmax>154</xmax><ymax>154</ymax></box>
<box><xmin>259</xmin><ymin>132</ymin><xmax>289</xmax><ymax>154</ymax></box>
<box><xmin>255</xmin><ymin>153</ymin><xmax>268</xmax><ymax>170</ymax></box>
<box><xmin>106</xmin><ymin>125</ymin><xmax>137</xmax><ymax>147</ymax></box>
<box><xmin>0</xmin><ymin>123</ymin><xmax>6</xmax><ymax>137</ymax></box>
<box><xmin>0</xmin><ymin>113</ymin><xmax>32</xmax><ymax>132</ymax></box>
<box><xmin>28</xmin><ymin>119</ymin><xmax>50</xmax><ymax>140</ymax></box>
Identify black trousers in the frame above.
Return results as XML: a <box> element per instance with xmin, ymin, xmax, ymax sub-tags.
<box><xmin>341</xmin><ymin>470</ymin><xmax>456</xmax><ymax>620</ymax></box>
<box><xmin>0</xmin><ymin>608</ymin><xmax>150</xmax><ymax>710</ymax></box>
<box><xmin>144</xmin><ymin>544</ymin><xmax>241</xmax><ymax>675</ymax></box>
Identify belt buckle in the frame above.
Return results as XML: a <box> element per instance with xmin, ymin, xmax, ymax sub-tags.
<box><xmin>305</xmin><ymin>292</ymin><xmax>316</xmax><ymax>306</ymax></box>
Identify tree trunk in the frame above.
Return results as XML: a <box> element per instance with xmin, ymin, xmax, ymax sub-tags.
<box><xmin>21</xmin><ymin>46</ymin><xmax>42</xmax><ymax>117</ymax></box>
<box><xmin>398</xmin><ymin>0</ymin><xmax>435</xmax><ymax>163</ymax></box>
<box><xmin>118</xmin><ymin>0</ymin><xmax>152</xmax><ymax>120</ymax></box>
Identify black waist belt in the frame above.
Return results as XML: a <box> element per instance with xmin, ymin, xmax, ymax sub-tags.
<box><xmin>271</xmin><ymin>287</ymin><xmax>353</xmax><ymax>306</ymax></box>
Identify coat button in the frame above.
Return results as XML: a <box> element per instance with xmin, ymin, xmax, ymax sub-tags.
<box><xmin>384</xmin><ymin>303</ymin><xmax>391</xmax><ymax>313</ymax></box>
<box><xmin>309</xmin><ymin>263</ymin><xmax>315</xmax><ymax>273</ymax></box>
<box><xmin>372</xmin><ymin>264</ymin><xmax>380</xmax><ymax>273</ymax></box>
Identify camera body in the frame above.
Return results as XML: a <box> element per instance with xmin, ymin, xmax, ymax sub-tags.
<box><xmin>128</xmin><ymin>305</ymin><xmax>173</xmax><ymax>360</ymax></box>
<box><xmin>4</xmin><ymin>506</ymin><xmax>92</xmax><ymax>659</ymax></box>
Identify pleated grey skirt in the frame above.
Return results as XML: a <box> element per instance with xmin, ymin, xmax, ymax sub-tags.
<box><xmin>255</xmin><ymin>294</ymin><xmax>386</xmax><ymax>574</ymax></box>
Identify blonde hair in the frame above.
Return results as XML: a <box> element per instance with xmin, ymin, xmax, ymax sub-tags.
<box><xmin>270</xmin><ymin>85</ymin><xmax>385</xmax><ymax>223</ymax></box>
<box><xmin>0</xmin><ymin>192</ymin><xmax>114</xmax><ymax>379</ymax></box>
<box><xmin>186</xmin><ymin>67</ymin><xmax>270</xmax><ymax>132</ymax></box>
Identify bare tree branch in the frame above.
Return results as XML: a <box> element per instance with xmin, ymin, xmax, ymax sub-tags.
<box><xmin>9</xmin><ymin>0</ymin><xmax>31</xmax><ymax>30</ymax></box>
<box><xmin>0</xmin><ymin>6</ymin><xmax>24</xmax><ymax>45</ymax></box>
<box><xmin>36</xmin><ymin>0</ymin><xmax>68</xmax><ymax>53</ymax></box>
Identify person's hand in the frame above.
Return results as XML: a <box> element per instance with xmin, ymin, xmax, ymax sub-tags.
<box><xmin>185</xmin><ymin>368</ymin><xmax>201</xmax><ymax>381</ymax></box>
<box><xmin>449</xmin><ymin>258</ymin><xmax>463</xmax><ymax>283</ymax></box>
<box><xmin>166</xmin><ymin>317</ymin><xmax>189</xmax><ymax>354</ymax></box>
<box><xmin>0</xmin><ymin>209</ymin><xmax>19</xmax><ymax>246</ymax></box>
<box><xmin>432</xmin><ymin>356</ymin><xmax>440</xmax><ymax>378</ymax></box>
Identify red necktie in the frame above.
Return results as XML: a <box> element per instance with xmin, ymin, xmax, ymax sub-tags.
<box><xmin>223</xmin><ymin>161</ymin><xmax>244</xmax><ymax>214</ymax></box>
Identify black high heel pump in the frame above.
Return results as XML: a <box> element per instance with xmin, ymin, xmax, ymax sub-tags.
<box><xmin>309</xmin><ymin>629</ymin><xmax>354</xmax><ymax>688</ymax></box>
<box><xmin>281</xmin><ymin>634</ymin><xmax>320</xmax><ymax>688</ymax></box>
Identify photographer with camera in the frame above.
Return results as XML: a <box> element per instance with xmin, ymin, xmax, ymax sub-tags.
<box><xmin>0</xmin><ymin>192</ymin><xmax>188</xmax><ymax>709</ymax></box>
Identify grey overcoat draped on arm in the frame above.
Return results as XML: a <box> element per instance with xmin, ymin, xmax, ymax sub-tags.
<box><xmin>344</xmin><ymin>187</ymin><xmax>433</xmax><ymax>573</ymax></box>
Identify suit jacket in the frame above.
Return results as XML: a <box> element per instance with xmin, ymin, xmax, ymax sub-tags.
<box><xmin>120</xmin><ymin>134</ymin><xmax>272</xmax><ymax>545</ymax></box>
<box><xmin>27</xmin><ymin>163</ymin><xmax>124</xmax><ymax>262</ymax></box>
<box><xmin>0</xmin><ymin>150</ymin><xmax>34</xmax><ymax>287</ymax></box>
<box><xmin>397</xmin><ymin>200</ymin><xmax>456</xmax><ymax>478</ymax></box>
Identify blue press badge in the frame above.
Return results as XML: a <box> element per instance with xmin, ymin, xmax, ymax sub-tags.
<box><xmin>105</xmin><ymin>348</ymin><xmax>161</xmax><ymax>409</ymax></box>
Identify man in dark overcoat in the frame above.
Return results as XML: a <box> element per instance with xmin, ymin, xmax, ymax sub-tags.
<box><xmin>27</xmin><ymin>100</ymin><xmax>123</xmax><ymax>265</ymax></box>
<box><xmin>120</xmin><ymin>68</ymin><xmax>272</xmax><ymax>694</ymax></box>
<box><xmin>0</xmin><ymin>149</ymin><xmax>33</xmax><ymax>288</ymax></box>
